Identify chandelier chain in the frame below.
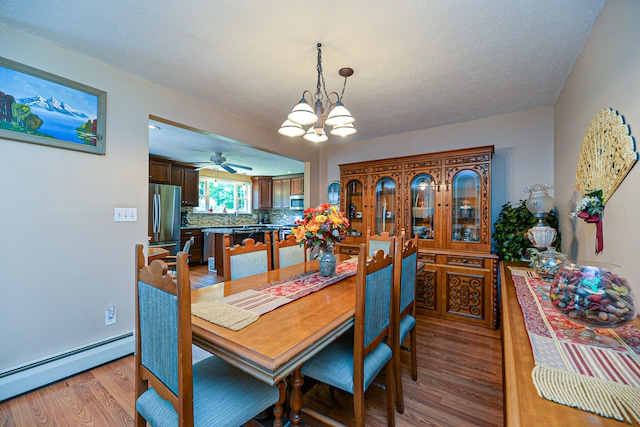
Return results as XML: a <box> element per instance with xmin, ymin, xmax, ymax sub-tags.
<box><xmin>315</xmin><ymin>43</ymin><xmax>330</xmax><ymax>102</ymax></box>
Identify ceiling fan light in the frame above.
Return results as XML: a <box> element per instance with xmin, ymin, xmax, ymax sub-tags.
<box><xmin>329</xmin><ymin>123</ymin><xmax>357</xmax><ymax>137</ymax></box>
<box><xmin>278</xmin><ymin>119</ymin><xmax>305</xmax><ymax>137</ymax></box>
<box><xmin>288</xmin><ymin>98</ymin><xmax>318</xmax><ymax>125</ymax></box>
<box><xmin>303</xmin><ymin>127</ymin><xmax>328</xmax><ymax>143</ymax></box>
<box><xmin>325</xmin><ymin>101</ymin><xmax>355</xmax><ymax>127</ymax></box>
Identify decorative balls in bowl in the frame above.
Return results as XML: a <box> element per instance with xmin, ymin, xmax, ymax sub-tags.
<box><xmin>549</xmin><ymin>261</ymin><xmax>636</xmax><ymax>329</ymax></box>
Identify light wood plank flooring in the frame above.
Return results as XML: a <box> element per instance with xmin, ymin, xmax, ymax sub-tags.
<box><xmin>0</xmin><ymin>264</ymin><xmax>503</xmax><ymax>426</ymax></box>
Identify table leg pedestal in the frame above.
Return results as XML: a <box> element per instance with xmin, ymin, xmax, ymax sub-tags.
<box><xmin>288</xmin><ymin>367</ymin><xmax>304</xmax><ymax>426</ymax></box>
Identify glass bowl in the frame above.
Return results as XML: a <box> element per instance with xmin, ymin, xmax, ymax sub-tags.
<box><xmin>549</xmin><ymin>261</ymin><xmax>636</xmax><ymax>347</ymax></box>
<box><xmin>532</xmin><ymin>247</ymin><xmax>568</xmax><ymax>282</ymax></box>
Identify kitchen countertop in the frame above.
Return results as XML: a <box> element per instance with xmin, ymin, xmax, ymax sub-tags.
<box><xmin>182</xmin><ymin>224</ymin><xmax>291</xmax><ymax>231</ymax></box>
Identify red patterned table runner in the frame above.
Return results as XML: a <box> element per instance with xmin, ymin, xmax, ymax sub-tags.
<box><xmin>193</xmin><ymin>258</ymin><xmax>358</xmax><ymax>331</ymax></box>
<box><xmin>509</xmin><ymin>267</ymin><xmax>640</xmax><ymax>424</ymax></box>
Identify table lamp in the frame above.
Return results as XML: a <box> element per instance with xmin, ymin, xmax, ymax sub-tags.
<box><xmin>524</xmin><ymin>184</ymin><xmax>556</xmax><ymax>250</ymax></box>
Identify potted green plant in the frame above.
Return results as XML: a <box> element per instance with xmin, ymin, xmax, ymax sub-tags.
<box><xmin>493</xmin><ymin>200</ymin><xmax>560</xmax><ymax>262</ymax></box>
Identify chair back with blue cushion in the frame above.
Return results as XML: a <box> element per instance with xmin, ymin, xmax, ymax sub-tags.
<box><xmin>391</xmin><ymin>236</ymin><xmax>419</xmax><ymax>414</ymax></box>
<box><xmin>365</xmin><ymin>227</ymin><xmax>393</xmax><ymax>257</ymax></box>
<box><xmin>273</xmin><ymin>233</ymin><xmax>307</xmax><ymax>269</ymax></box>
<box><xmin>223</xmin><ymin>233</ymin><xmax>272</xmax><ymax>281</ymax></box>
<box><xmin>301</xmin><ymin>242</ymin><xmax>396</xmax><ymax>427</ymax></box>
<box><xmin>134</xmin><ymin>244</ymin><xmax>285</xmax><ymax>427</ymax></box>
<box><xmin>135</xmin><ymin>245</ymin><xmax>195</xmax><ymax>426</ymax></box>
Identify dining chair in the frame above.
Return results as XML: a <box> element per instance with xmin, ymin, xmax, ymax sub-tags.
<box><xmin>223</xmin><ymin>233</ymin><xmax>272</xmax><ymax>281</ymax></box>
<box><xmin>134</xmin><ymin>244</ymin><xmax>285</xmax><ymax>427</ymax></box>
<box><xmin>301</xmin><ymin>242</ymin><xmax>396</xmax><ymax>427</ymax></box>
<box><xmin>365</xmin><ymin>226</ymin><xmax>396</xmax><ymax>257</ymax></box>
<box><xmin>273</xmin><ymin>233</ymin><xmax>307</xmax><ymax>269</ymax></box>
<box><xmin>391</xmin><ymin>236</ymin><xmax>419</xmax><ymax>414</ymax></box>
<box><xmin>399</xmin><ymin>227</ymin><xmax>418</xmax><ymax>248</ymax></box>
<box><xmin>162</xmin><ymin>236</ymin><xmax>194</xmax><ymax>272</ymax></box>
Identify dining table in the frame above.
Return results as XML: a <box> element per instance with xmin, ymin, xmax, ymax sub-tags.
<box><xmin>191</xmin><ymin>254</ymin><xmax>357</xmax><ymax>426</ymax></box>
<box><xmin>147</xmin><ymin>246</ymin><xmax>169</xmax><ymax>263</ymax></box>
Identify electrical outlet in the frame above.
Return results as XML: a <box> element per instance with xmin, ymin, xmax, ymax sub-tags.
<box><xmin>114</xmin><ymin>208</ymin><xmax>137</xmax><ymax>222</ymax></box>
<box><xmin>105</xmin><ymin>306</ymin><xmax>116</xmax><ymax>325</ymax></box>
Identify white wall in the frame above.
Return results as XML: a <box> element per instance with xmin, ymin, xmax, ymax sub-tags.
<box><xmin>320</xmin><ymin>107</ymin><xmax>555</xmax><ymax>232</ymax></box>
<box><xmin>0</xmin><ymin>24</ymin><xmax>319</xmax><ymax>379</ymax></box>
<box><xmin>554</xmin><ymin>0</ymin><xmax>640</xmax><ymax>297</ymax></box>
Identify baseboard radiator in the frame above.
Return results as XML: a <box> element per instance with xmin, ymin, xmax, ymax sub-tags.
<box><xmin>0</xmin><ymin>333</ymin><xmax>134</xmax><ymax>402</ymax></box>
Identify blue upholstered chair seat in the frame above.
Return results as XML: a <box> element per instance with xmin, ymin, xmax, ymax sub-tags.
<box><xmin>301</xmin><ymin>330</ymin><xmax>392</xmax><ymax>395</ymax></box>
<box><xmin>136</xmin><ymin>355</ymin><xmax>280</xmax><ymax>427</ymax></box>
<box><xmin>399</xmin><ymin>314</ymin><xmax>416</xmax><ymax>344</ymax></box>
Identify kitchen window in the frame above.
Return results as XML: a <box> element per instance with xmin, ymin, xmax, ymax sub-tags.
<box><xmin>195</xmin><ymin>178</ymin><xmax>252</xmax><ymax>214</ymax></box>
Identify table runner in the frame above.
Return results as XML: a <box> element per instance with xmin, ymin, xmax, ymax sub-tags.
<box><xmin>509</xmin><ymin>267</ymin><xmax>640</xmax><ymax>423</ymax></box>
<box><xmin>192</xmin><ymin>258</ymin><xmax>358</xmax><ymax>331</ymax></box>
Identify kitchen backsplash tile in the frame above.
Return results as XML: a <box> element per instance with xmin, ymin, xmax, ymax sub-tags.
<box><xmin>182</xmin><ymin>208</ymin><xmax>302</xmax><ymax>227</ymax></box>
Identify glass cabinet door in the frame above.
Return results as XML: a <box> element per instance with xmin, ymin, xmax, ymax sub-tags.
<box><xmin>345</xmin><ymin>179</ymin><xmax>364</xmax><ymax>237</ymax></box>
<box><xmin>374</xmin><ymin>177</ymin><xmax>396</xmax><ymax>235</ymax></box>
<box><xmin>410</xmin><ymin>174</ymin><xmax>436</xmax><ymax>242</ymax></box>
<box><xmin>451</xmin><ymin>170</ymin><xmax>481</xmax><ymax>243</ymax></box>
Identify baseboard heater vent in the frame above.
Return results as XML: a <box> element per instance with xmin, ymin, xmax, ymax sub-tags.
<box><xmin>0</xmin><ymin>333</ymin><xmax>134</xmax><ymax>402</ymax></box>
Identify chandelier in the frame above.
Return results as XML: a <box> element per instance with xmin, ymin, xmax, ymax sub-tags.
<box><xmin>278</xmin><ymin>43</ymin><xmax>356</xmax><ymax>143</ymax></box>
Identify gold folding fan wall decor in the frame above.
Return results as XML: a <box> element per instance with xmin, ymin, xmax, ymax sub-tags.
<box><xmin>575</xmin><ymin>108</ymin><xmax>638</xmax><ymax>204</ymax></box>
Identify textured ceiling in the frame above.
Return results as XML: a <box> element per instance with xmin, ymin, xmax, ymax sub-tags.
<box><xmin>0</xmin><ymin>0</ymin><xmax>604</xmax><ymax>174</ymax></box>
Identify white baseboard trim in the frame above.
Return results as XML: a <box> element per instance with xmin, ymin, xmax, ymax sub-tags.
<box><xmin>0</xmin><ymin>333</ymin><xmax>134</xmax><ymax>402</ymax></box>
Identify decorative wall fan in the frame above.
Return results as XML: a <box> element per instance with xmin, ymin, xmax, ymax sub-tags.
<box><xmin>193</xmin><ymin>152</ymin><xmax>253</xmax><ymax>174</ymax></box>
<box><xmin>572</xmin><ymin>108</ymin><xmax>637</xmax><ymax>254</ymax></box>
<box><xmin>575</xmin><ymin>108</ymin><xmax>637</xmax><ymax>203</ymax></box>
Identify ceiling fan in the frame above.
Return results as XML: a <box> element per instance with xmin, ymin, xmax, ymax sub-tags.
<box><xmin>193</xmin><ymin>152</ymin><xmax>253</xmax><ymax>174</ymax></box>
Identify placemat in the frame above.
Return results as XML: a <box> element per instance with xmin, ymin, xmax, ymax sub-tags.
<box><xmin>192</xmin><ymin>258</ymin><xmax>358</xmax><ymax>331</ymax></box>
<box><xmin>509</xmin><ymin>267</ymin><xmax>640</xmax><ymax>423</ymax></box>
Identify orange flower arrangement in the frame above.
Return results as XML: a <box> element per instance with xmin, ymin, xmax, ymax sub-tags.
<box><xmin>293</xmin><ymin>203</ymin><xmax>350</xmax><ymax>248</ymax></box>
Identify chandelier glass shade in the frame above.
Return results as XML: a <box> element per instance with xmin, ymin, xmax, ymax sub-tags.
<box><xmin>279</xmin><ymin>43</ymin><xmax>356</xmax><ymax>143</ymax></box>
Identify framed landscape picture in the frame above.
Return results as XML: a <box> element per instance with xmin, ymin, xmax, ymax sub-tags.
<box><xmin>0</xmin><ymin>56</ymin><xmax>106</xmax><ymax>155</ymax></box>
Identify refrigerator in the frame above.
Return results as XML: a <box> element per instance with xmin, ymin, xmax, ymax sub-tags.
<box><xmin>148</xmin><ymin>183</ymin><xmax>181</xmax><ymax>255</ymax></box>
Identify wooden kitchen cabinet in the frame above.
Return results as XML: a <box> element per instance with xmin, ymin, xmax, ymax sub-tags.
<box><xmin>181</xmin><ymin>228</ymin><xmax>203</xmax><ymax>264</ymax></box>
<box><xmin>338</xmin><ymin>146</ymin><xmax>498</xmax><ymax>328</ymax></box>
<box><xmin>149</xmin><ymin>157</ymin><xmax>172</xmax><ymax>184</ymax></box>
<box><xmin>272</xmin><ymin>178</ymin><xmax>291</xmax><ymax>209</ymax></box>
<box><xmin>171</xmin><ymin>164</ymin><xmax>199</xmax><ymax>207</ymax></box>
<box><xmin>290</xmin><ymin>175</ymin><xmax>304</xmax><ymax>195</ymax></box>
<box><xmin>252</xmin><ymin>176</ymin><xmax>272</xmax><ymax>210</ymax></box>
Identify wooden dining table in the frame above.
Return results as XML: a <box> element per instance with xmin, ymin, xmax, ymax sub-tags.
<box><xmin>147</xmin><ymin>246</ymin><xmax>169</xmax><ymax>263</ymax></box>
<box><xmin>191</xmin><ymin>255</ymin><xmax>357</xmax><ymax>426</ymax></box>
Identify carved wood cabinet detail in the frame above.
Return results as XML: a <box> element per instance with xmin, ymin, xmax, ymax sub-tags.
<box><xmin>338</xmin><ymin>146</ymin><xmax>499</xmax><ymax>329</ymax></box>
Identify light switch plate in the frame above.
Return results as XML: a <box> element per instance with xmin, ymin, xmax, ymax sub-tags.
<box><xmin>114</xmin><ymin>208</ymin><xmax>137</xmax><ymax>222</ymax></box>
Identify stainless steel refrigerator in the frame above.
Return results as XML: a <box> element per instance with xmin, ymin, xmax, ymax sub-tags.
<box><xmin>148</xmin><ymin>183</ymin><xmax>181</xmax><ymax>255</ymax></box>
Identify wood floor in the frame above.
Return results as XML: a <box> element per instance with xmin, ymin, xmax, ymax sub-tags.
<box><xmin>0</xmin><ymin>264</ymin><xmax>503</xmax><ymax>427</ymax></box>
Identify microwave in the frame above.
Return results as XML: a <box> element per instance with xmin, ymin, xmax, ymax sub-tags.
<box><xmin>290</xmin><ymin>195</ymin><xmax>304</xmax><ymax>210</ymax></box>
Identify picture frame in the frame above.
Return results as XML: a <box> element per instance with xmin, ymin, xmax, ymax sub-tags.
<box><xmin>327</xmin><ymin>180</ymin><xmax>340</xmax><ymax>206</ymax></box>
<box><xmin>0</xmin><ymin>56</ymin><xmax>106</xmax><ymax>155</ymax></box>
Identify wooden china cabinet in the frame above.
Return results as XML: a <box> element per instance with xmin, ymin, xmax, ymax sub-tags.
<box><xmin>338</xmin><ymin>146</ymin><xmax>499</xmax><ymax>329</ymax></box>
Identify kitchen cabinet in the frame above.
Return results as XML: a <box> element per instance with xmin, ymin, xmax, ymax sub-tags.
<box><xmin>252</xmin><ymin>176</ymin><xmax>272</xmax><ymax>210</ymax></box>
<box><xmin>171</xmin><ymin>164</ymin><xmax>199</xmax><ymax>207</ymax></box>
<box><xmin>337</xmin><ymin>145</ymin><xmax>497</xmax><ymax>328</ymax></box>
<box><xmin>290</xmin><ymin>175</ymin><xmax>304</xmax><ymax>195</ymax></box>
<box><xmin>149</xmin><ymin>157</ymin><xmax>172</xmax><ymax>184</ymax></box>
<box><xmin>272</xmin><ymin>178</ymin><xmax>291</xmax><ymax>209</ymax></box>
<box><xmin>181</xmin><ymin>228</ymin><xmax>203</xmax><ymax>264</ymax></box>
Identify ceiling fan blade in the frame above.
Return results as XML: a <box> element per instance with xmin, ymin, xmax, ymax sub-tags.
<box><xmin>225</xmin><ymin>163</ymin><xmax>253</xmax><ymax>171</ymax></box>
<box><xmin>195</xmin><ymin>164</ymin><xmax>214</xmax><ymax>171</ymax></box>
<box><xmin>221</xmin><ymin>164</ymin><xmax>237</xmax><ymax>174</ymax></box>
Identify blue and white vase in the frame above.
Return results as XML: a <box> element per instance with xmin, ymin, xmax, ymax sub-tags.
<box><xmin>318</xmin><ymin>244</ymin><xmax>336</xmax><ymax>277</ymax></box>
